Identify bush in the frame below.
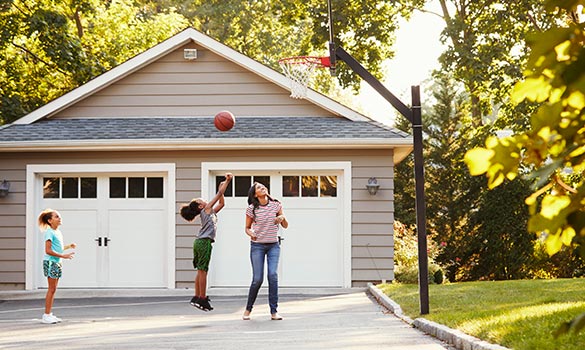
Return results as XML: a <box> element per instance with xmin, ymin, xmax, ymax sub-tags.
<box><xmin>393</xmin><ymin>221</ymin><xmax>446</xmax><ymax>284</ymax></box>
<box><xmin>395</xmin><ymin>262</ymin><xmax>445</xmax><ymax>284</ymax></box>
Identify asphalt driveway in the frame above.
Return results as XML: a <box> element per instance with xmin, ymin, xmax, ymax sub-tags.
<box><xmin>0</xmin><ymin>291</ymin><xmax>451</xmax><ymax>350</ymax></box>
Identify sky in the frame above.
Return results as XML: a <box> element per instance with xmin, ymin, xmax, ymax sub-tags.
<box><xmin>357</xmin><ymin>1</ymin><xmax>446</xmax><ymax>126</ymax></box>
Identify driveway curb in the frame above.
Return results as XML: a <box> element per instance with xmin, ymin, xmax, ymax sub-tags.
<box><xmin>367</xmin><ymin>283</ymin><xmax>510</xmax><ymax>350</ymax></box>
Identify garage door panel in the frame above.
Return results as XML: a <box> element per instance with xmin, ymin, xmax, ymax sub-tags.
<box><xmin>38</xmin><ymin>209</ymin><xmax>99</xmax><ymax>288</ymax></box>
<box><xmin>281</xmin><ymin>208</ymin><xmax>342</xmax><ymax>286</ymax></box>
<box><xmin>209</xmin><ymin>207</ymin><xmax>251</xmax><ymax>286</ymax></box>
<box><xmin>207</xmin><ymin>172</ymin><xmax>344</xmax><ymax>288</ymax></box>
<box><xmin>107</xmin><ymin>210</ymin><xmax>166</xmax><ymax>287</ymax></box>
<box><xmin>281</xmin><ymin>198</ymin><xmax>338</xmax><ymax>209</ymax></box>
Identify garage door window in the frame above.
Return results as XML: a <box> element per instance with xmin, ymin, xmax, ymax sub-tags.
<box><xmin>216</xmin><ymin>175</ymin><xmax>270</xmax><ymax>197</ymax></box>
<box><xmin>283</xmin><ymin>176</ymin><xmax>337</xmax><ymax>197</ymax></box>
<box><xmin>43</xmin><ymin>177</ymin><xmax>97</xmax><ymax>199</ymax></box>
<box><xmin>109</xmin><ymin>177</ymin><xmax>164</xmax><ymax>198</ymax></box>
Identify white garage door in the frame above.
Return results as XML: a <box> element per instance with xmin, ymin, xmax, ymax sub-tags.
<box><xmin>36</xmin><ymin>174</ymin><xmax>168</xmax><ymax>288</ymax></box>
<box><xmin>208</xmin><ymin>172</ymin><xmax>345</xmax><ymax>287</ymax></box>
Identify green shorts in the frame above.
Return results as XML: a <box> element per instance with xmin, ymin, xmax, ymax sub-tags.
<box><xmin>193</xmin><ymin>238</ymin><xmax>213</xmax><ymax>271</ymax></box>
<box><xmin>43</xmin><ymin>260</ymin><xmax>62</xmax><ymax>279</ymax></box>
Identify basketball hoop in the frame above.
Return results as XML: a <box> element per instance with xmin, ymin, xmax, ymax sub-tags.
<box><xmin>278</xmin><ymin>56</ymin><xmax>330</xmax><ymax>99</ymax></box>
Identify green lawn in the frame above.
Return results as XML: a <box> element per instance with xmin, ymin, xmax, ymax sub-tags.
<box><xmin>378</xmin><ymin>279</ymin><xmax>585</xmax><ymax>350</ymax></box>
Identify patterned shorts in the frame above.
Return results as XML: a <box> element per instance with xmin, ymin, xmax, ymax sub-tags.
<box><xmin>43</xmin><ymin>260</ymin><xmax>62</xmax><ymax>279</ymax></box>
<box><xmin>193</xmin><ymin>238</ymin><xmax>213</xmax><ymax>272</ymax></box>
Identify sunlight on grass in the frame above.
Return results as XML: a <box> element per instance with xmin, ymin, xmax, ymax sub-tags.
<box><xmin>460</xmin><ymin>302</ymin><xmax>585</xmax><ymax>337</ymax></box>
<box><xmin>378</xmin><ymin>279</ymin><xmax>585</xmax><ymax>350</ymax></box>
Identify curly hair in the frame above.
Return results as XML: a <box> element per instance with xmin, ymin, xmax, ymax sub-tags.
<box><xmin>180</xmin><ymin>199</ymin><xmax>202</xmax><ymax>222</ymax></box>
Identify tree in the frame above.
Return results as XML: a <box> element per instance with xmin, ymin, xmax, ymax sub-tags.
<box><xmin>464</xmin><ymin>178</ymin><xmax>535</xmax><ymax>280</ymax></box>
<box><xmin>0</xmin><ymin>0</ymin><xmax>188</xmax><ymax>124</ymax></box>
<box><xmin>136</xmin><ymin>0</ymin><xmax>425</xmax><ymax>91</ymax></box>
<box><xmin>394</xmin><ymin>73</ymin><xmax>476</xmax><ymax>281</ymax></box>
<box><xmin>464</xmin><ymin>0</ymin><xmax>585</xmax><ymax>335</ymax></box>
<box><xmin>433</xmin><ymin>0</ymin><xmax>556</xmax><ymax>126</ymax></box>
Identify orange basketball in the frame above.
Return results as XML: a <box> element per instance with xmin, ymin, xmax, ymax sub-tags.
<box><xmin>214</xmin><ymin>111</ymin><xmax>236</xmax><ymax>132</ymax></box>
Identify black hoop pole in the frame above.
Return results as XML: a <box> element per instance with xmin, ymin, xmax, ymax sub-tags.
<box><xmin>327</xmin><ymin>0</ymin><xmax>337</xmax><ymax>75</ymax></box>
<box><xmin>412</xmin><ymin>85</ymin><xmax>429</xmax><ymax>314</ymax></box>
<box><xmin>330</xmin><ymin>25</ymin><xmax>430</xmax><ymax>314</ymax></box>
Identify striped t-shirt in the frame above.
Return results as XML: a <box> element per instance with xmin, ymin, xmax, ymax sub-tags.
<box><xmin>246</xmin><ymin>200</ymin><xmax>282</xmax><ymax>243</ymax></box>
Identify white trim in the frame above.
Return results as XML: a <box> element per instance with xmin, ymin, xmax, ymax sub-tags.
<box><xmin>201</xmin><ymin>161</ymin><xmax>352</xmax><ymax>288</ymax></box>
<box><xmin>0</xmin><ymin>138</ymin><xmax>413</xmax><ymax>164</ymax></box>
<box><xmin>14</xmin><ymin>28</ymin><xmax>368</xmax><ymax>125</ymax></box>
<box><xmin>0</xmin><ymin>138</ymin><xmax>412</xmax><ymax>148</ymax></box>
<box><xmin>25</xmin><ymin>163</ymin><xmax>176</xmax><ymax>290</ymax></box>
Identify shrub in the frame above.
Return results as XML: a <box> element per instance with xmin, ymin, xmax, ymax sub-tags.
<box><xmin>393</xmin><ymin>221</ymin><xmax>446</xmax><ymax>284</ymax></box>
<box><xmin>394</xmin><ymin>262</ymin><xmax>445</xmax><ymax>284</ymax></box>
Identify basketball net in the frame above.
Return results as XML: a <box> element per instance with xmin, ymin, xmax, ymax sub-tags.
<box><xmin>278</xmin><ymin>56</ymin><xmax>330</xmax><ymax>99</ymax></box>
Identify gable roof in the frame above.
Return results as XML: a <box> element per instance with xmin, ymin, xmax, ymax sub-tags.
<box><xmin>2</xmin><ymin>27</ymin><xmax>413</xmax><ymax>163</ymax></box>
<box><xmin>0</xmin><ymin>117</ymin><xmax>413</xmax><ymax>162</ymax></box>
<box><xmin>14</xmin><ymin>27</ymin><xmax>369</xmax><ymax>125</ymax></box>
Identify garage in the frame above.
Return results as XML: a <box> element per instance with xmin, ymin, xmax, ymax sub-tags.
<box><xmin>1</xmin><ymin>28</ymin><xmax>406</xmax><ymax>291</ymax></box>
<box><xmin>27</xmin><ymin>164</ymin><xmax>176</xmax><ymax>289</ymax></box>
<box><xmin>203</xmin><ymin>162</ymin><xmax>351</xmax><ymax>288</ymax></box>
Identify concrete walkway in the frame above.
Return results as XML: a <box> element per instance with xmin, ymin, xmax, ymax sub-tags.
<box><xmin>0</xmin><ymin>289</ymin><xmax>452</xmax><ymax>350</ymax></box>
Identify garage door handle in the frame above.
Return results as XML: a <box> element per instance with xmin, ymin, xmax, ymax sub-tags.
<box><xmin>95</xmin><ymin>237</ymin><xmax>102</xmax><ymax>246</ymax></box>
<box><xmin>104</xmin><ymin>237</ymin><xmax>110</xmax><ymax>246</ymax></box>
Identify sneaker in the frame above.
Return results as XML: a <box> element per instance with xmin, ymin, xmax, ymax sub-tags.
<box><xmin>51</xmin><ymin>313</ymin><xmax>62</xmax><ymax>323</ymax></box>
<box><xmin>41</xmin><ymin>313</ymin><xmax>59</xmax><ymax>324</ymax></box>
<box><xmin>271</xmin><ymin>313</ymin><xmax>283</xmax><ymax>320</ymax></box>
<box><xmin>190</xmin><ymin>296</ymin><xmax>200</xmax><ymax>308</ymax></box>
<box><xmin>198</xmin><ymin>296</ymin><xmax>213</xmax><ymax>311</ymax></box>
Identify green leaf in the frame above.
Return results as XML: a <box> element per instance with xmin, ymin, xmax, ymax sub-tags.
<box><xmin>561</xmin><ymin>226</ymin><xmax>576</xmax><ymax>245</ymax></box>
<box><xmin>567</xmin><ymin>90</ymin><xmax>585</xmax><ymax>109</ymax></box>
<box><xmin>541</xmin><ymin>194</ymin><xmax>571</xmax><ymax>219</ymax></box>
<box><xmin>545</xmin><ymin>231</ymin><xmax>564</xmax><ymax>255</ymax></box>
<box><xmin>554</xmin><ymin>40</ymin><xmax>571</xmax><ymax>61</ymax></box>
<box><xmin>511</xmin><ymin>76</ymin><xmax>551</xmax><ymax>103</ymax></box>
<box><xmin>464</xmin><ymin>148</ymin><xmax>494</xmax><ymax>176</ymax></box>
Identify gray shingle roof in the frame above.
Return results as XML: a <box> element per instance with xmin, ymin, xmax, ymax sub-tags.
<box><xmin>0</xmin><ymin>117</ymin><xmax>410</xmax><ymax>142</ymax></box>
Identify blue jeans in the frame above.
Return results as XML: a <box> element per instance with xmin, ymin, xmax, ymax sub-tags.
<box><xmin>246</xmin><ymin>241</ymin><xmax>280</xmax><ymax>314</ymax></box>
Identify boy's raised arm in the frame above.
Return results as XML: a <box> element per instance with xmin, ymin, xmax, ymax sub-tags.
<box><xmin>206</xmin><ymin>173</ymin><xmax>233</xmax><ymax>213</ymax></box>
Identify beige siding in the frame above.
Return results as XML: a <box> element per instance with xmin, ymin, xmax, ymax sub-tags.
<box><xmin>0</xmin><ymin>160</ymin><xmax>26</xmax><ymax>290</ymax></box>
<box><xmin>54</xmin><ymin>44</ymin><xmax>335</xmax><ymax>118</ymax></box>
<box><xmin>0</xmin><ymin>148</ymin><xmax>395</xmax><ymax>289</ymax></box>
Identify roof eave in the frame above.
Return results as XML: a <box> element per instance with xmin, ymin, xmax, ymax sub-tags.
<box><xmin>0</xmin><ymin>138</ymin><xmax>413</xmax><ymax>163</ymax></box>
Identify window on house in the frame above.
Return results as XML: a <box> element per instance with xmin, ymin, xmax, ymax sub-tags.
<box><xmin>128</xmin><ymin>177</ymin><xmax>145</xmax><ymax>198</ymax></box>
<box><xmin>109</xmin><ymin>177</ymin><xmax>126</xmax><ymax>198</ymax></box>
<box><xmin>282</xmin><ymin>175</ymin><xmax>337</xmax><ymax>198</ymax></box>
<box><xmin>61</xmin><ymin>178</ymin><xmax>78</xmax><ymax>198</ymax></box>
<box><xmin>43</xmin><ymin>177</ymin><xmax>98</xmax><ymax>199</ymax></box>
<box><xmin>235</xmin><ymin>176</ymin><xmax>251</xmax><ymax>197</ymax></box>
<box><xmin>215</xmin><ymin>175</ymin><xmax>270</xmax><ymax>197</ymax></box>
<box><xmin>80</xmin><ymin>178</ymin><xmax>97</xmax><ymax>198</ymax></box>
<box><xmin>320</xmin><ymin>176</ymin><xmax>337</xmax><ymax>197</ymax></box>
<box><xmin>110</xmin><ymin>177</ymin><xmax>164</xmax><ymax>199</ymax></box>
<box><xmin>43</xmin><ymin>178</ymin><xmax>59</xmax><ymax>198</ymax></box>
<box><xmin>283</xmin><ymin>176</ymin><xmax>300</xmax><ymax>197</ymax></box>
<box><xmin>147</xmin><ymin>177</ymin><xmax>164</xmax><ymax>198</ymax></box>
<box><xmin>301</xmin><ymin>176</ymin><xmax>318</xmax><ymax>197</ymax></box>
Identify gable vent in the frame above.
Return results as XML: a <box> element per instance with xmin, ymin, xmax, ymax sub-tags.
<box><xmin>183</xmin><ymin>49</ymin><xmax>198</xmax><ymax>60</ymax></box>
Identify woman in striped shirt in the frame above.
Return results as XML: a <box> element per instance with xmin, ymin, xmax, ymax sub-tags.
<box><xmin>243</xmin><ymin>182</ymin><xmax>289</xmax><ymax>321</ymax></box>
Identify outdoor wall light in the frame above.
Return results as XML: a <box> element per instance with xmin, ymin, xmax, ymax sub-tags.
<box><xmin>366</xmin><ymin>177</ymin><xmax>380</xmax><ymax>195</ymax></box>
<box><xmin>0</xmin><ymin>180</ymin><xmax>10</xmax><ymax>198</ymax></box>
